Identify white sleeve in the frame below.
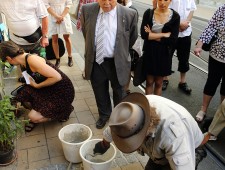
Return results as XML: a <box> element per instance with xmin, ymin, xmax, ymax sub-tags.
<box><xmin>36</xmin><ymin>0</ymin><xmax>49</xmax><ymax>18</ymax></box>
<box><xmin>190</xmin><ymin>0</ymin><xmax>197</xmax><ymax>11</ymax></box>
<box><xmin>103</xmin><ymin>127</ymin><xmax>113</xmax><ymax>142</ymax></box>
<box><xmin>66</xmin><ymin>0</ymin><xmax>73</xmax><ymax>8</ymax></box>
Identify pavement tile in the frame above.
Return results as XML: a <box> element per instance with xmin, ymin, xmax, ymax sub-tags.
<box><xmin>92</xmin><ymin>135</ymin><xmax>103</xmax><ymax>139</ymax></box>
<box><xmin>85</xmin><ymin>97</ymin><xmax>97</xmax><ymax>106</ymax></box>
<box><xmin>28</xmin><ymin>146</ymin><xmax>49</xmax><ymax>163</ymax></box>
<box><xmin>75</xmin><ymin>79</ymin><xmax>90</xmax><ymax>86</ymax></box>
<box><xmin>88</xmin><ymin>104</ymin><xmax>98</xmax><ymax>113</ymax></box>
<box><xmin>68</xmin><ymin>110</ymin><xmax>77</xmax><ymax>118</ymax></box>
<box><xmin>135</xmin><ymin>152</ymin><xmax>148</xmax><ymax>167</ymax></box>
<box><xmin>77</xmin><ymin>85</ymin><xmax>93</xmax><ymax>92</ymax></box>
<box><xmin>121</xmin><ymin>162</ymin><xmax>144</xmax><ymax>170</ymax></box>
<box><xmin>74</xmin><ymin>91</ymin><xmax>95</xmax><ymax>100</ymax></box>
<box><xmin>89</xmin><ymin>124</ymin><xmax>104</xmax><ymax>136</ymax></box>
<box><xmin>111</xmin><ymin>167</ymin><xmax>122</xmax><ymax>170</ymax></box>
<box><xmin>5</xmin><ymin>162</ymin><xmax>29</xmax><ymax>170</ymax></box>
<box><xmin>50</xmin><ymin>156</ymin><xmax>68</xmax><ymax>165</ymax></box>
<box><xmin>69</xmin><ymin>70</ymin><xmax>84</xmax><ymax>80</ymax></box>
<box><xmin>17</xmin><ymin>149</ymin><xmax>28</xmax><ymax>165</ymax></box>
<box><xmin>44</xmin><ymin>121</ymin><xmax>63</xmax><ymax>139</ymax></box>
<box><xmin>111</xmin><ymin>160</ymin><xmax>120</xmax><ymax>169</ymax></box>
<box><xmin>74</xmin><ymin>99</ymin><xmax>90</xmax><ymax>112</ymax></box>
<box><xmin>76</xmin><ymin>110</ymin><xmax>96</xmax><ymax>125</ymax></box>
<box><xmin>114</xmin><ymin>157</ymin><xmax>128</xmax><ymax>167</ymax></box>
<box><xmin>17</xmin><ymin>134</ymin><xmax>46</xmax><ymax>150</ymax></box>
<box><xmin>16</xmin><ymin>163</ymin><xmax>29</xmax><ymax>170</ymax></box>
<box><xmin>28</xmin><ymin>159</ymin><xmax>51</xmax><ymax>169</ymax></box>
<box><xmin>62</xmin><ymin>117</ymin><xmax>78</xmax><ymax>125</ymax></box>
<box><xmin>24</xmin><ymin>123</ymin><xmax>45</xmax><ymax>136</ymax></box>
<box><xmin>47</xmin><ymin>137</ymin><xmax>64</xmax><ymax>158</ymax></box>
<box><xmin>123</xmin><ymin>153</ymin><xmax>139</xmax><ymax>163</ymax></box>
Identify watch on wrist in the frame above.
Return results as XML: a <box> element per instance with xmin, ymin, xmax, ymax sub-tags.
<box><xmin>43</xmin><ymin>35</ymin><xmax>48</xmax><ymax>38</ymax></box>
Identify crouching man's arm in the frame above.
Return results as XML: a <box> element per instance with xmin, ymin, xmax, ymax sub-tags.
<box><xmin>93</xmin><ymin>127</ymin><xmax>112</xmax><ymax>154</ymax></box>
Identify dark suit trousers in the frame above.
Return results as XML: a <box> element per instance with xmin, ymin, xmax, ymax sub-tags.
<box><xmin>90</xmin><ymin>59</ymin><xmax>125</xmax><ymax>119</ymax></box>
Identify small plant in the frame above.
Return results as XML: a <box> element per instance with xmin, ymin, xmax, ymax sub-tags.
<box><xmin>0</xmin><ymin>96</ymin><xmax>25</xmax><ymax>152</ymax></box>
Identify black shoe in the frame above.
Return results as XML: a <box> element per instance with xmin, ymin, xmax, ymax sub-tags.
<box><xmin>55</xmin><ymin>59</ymin><xmax>60</xmax><ymax>68</ymax></box>
<box><xmin>68</xmin><ymin>57</ymin><xmax>73</xmax><ymax>67</ymax></box>
<box><xmin>195</xmin><ymin>146</ymin><xmax>207</xmax><ymax>170</ymax></box>
<box><xmin>96</xmin><ymin>118</ymin><xmax>108</xmax><ymax>129</ymax></box>
<box><xmin>162</xmin><ymin>80</ymin><xmax>169</xmax><ymax>91</ymax></box>
<box><xmin>198</xmin><ymin>116</ymin><xmax>213</xmax><ymax>133</ymax></box>
<box><xmin>178</xmin><ymin>82</ymin><xmax>192</xmax><ymax>94</ymax></box>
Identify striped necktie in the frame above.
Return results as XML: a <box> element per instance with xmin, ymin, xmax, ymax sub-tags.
<box><xmin>96</xmin><ymin>13</ymin><xmax>105</xmax><ymax>65</ymax></box>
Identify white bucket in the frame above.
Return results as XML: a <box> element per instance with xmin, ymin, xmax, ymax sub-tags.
<box><xmin>79</xmin><ymin>139</ymin><xmax>117</xmax><ymax>170</ymax></box>
<box><xmin>58</xmin><ymin>124</ymin><xmax>92</xmax><ymax>163</ymax></box>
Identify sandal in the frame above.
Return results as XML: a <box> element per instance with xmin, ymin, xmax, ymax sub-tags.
<box><xmin>196</xmin><ymin>110</ymin><xmax>206</xmax><ymax>122</ymax></box>
<box><xmin>25</xmin><ymin>122</ymin><xmax>36</xmax><ymax>132</ymax></box>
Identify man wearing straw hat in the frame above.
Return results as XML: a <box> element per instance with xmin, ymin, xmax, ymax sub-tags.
<box><xmin>93</xmin><ymin>93</ymin><xmax>207</xmax><ymax>170</ymax></box>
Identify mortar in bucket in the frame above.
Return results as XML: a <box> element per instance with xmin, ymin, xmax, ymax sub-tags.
<box><xmin>79</xmin><ymin>139</ymin><xmax>117</xmax><ymax>170</ymax></box>
<box><xmin>58</xmin><ymin>124</ymin><xmax>92</xmax><ymax>163</ymax></box>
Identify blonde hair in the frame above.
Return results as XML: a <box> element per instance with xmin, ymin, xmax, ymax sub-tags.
<box><xmin>146</xmin><ymin>106</ymin><xmax>160</xmax><ymax>135</ymax></box>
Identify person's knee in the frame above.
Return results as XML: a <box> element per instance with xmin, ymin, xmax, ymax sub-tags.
<box><xmin>52</xmin><ymin>35</ymin><xmax>58</xmax><ymax>43</ymax></box>
<box><xmin>63</xmin><ymin>35</ymin><xmax>70</xmax><ymax>42</ymax></box>
<box><xmin>28</xmin><ymin>111</ymin><xmax>43</xmax><ymax>123</ymax></box>
<box><xmin>28</xmin><ymin>115</ymin><xmax>39</xmax><ymax>123</ymax></box>
<box><xmin>52</xmin><ymin>38</ymin><xmax>58</xmax><ymax>44</ymax></box>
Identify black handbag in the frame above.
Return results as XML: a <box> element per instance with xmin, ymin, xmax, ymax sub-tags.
<box><xmin>129</xmin><ymin>48</ymin><xmax>139</xmax><ymax>71</ymax></box>
<box><xmin>202</xmin><ymin>32</ymin><xmax>217</xmax><ymax>51</ymax></box>
<box><xmin>46</xmin><ymin>38</ymin><xmax>65</xmax><ymax>60</ymax></box>
<box><xmin>133</xmin><ymin>55</ymin><xmax>146</xmax><ymax>86</ymax></box>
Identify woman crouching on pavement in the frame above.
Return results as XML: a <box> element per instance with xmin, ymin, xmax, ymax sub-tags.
<box><xmin>0</xmin><ymin>41</ymin><xmax>75</xmax><ymax>132</ymax></box>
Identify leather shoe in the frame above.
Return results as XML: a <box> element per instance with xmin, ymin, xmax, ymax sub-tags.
<box><xmin>68</xmin><ymin>57</ymin><xmax>73</xmax><ymax>67</ymax></box>
<box><xmin>162</xmin><ymin>80</ymin><xmax>169</xmax><ymax>91</ymax></box>
<box><xmin>96</xmin><ymin>118</ymin><xmax>108</xmax><ymax>129</ymax></box>
<box><xmin>178</xmin><ymin>82</ymin><xmax>192</xmax><ymax>94</ymax></box>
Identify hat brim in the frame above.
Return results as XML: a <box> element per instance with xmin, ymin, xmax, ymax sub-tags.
<box><xmin>109</xmin><ymin>93</ymin><xmax>150</xmax><ymax>153</ymax></box>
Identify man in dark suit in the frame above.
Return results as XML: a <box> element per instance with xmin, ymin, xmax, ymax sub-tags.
<box><xmin>81</xmin><ymin>0</ymin><xmax>138</xmax><ymax>129</ymax></box>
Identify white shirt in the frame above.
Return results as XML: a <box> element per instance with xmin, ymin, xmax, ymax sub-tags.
<box><xmin>103</xmin><ymin>95</ymin><xmax>204</xmax><ymax>169</ymax></box>
<box><xmin>0</xmin><ymin>0</ymin><xmax>48</xmax><ymax>45</ymax></box>
<box><xmin>169</xmin><ymin>0</ymin><xmax>196</xmax><ymax>37</ymax></box>
<box><xmin>95</xmin><ymin>7</ymin><xmax>117</xmax><ymax>58</ymax></box>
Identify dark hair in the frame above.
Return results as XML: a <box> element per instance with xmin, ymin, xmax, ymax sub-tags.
<box><xmin>117</xmin><ymin>0</ymin><xmax>126</xmax><ymax>6</ymax></box>
<box><xmin>0</xmin><ymin>41</ymin><xmax>24</xmax><ymax>62</ymax></box>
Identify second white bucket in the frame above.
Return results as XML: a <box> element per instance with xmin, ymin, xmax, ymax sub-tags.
<box><xmin>58</xmin><ymin>124</ymin><xmax>92</xmax><ymax>163</ymax></box>
<box><xmin>80</xmin><ymin>139</ymin><xmax>117</xmax><ymax>170</ymax></box>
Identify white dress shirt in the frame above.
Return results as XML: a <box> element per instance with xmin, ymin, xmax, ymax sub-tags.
<box><xmin>0</xmin><ymin>0</ymin><xmax>48</xmax><ymax>45</ymax></box>
<box><xmin>169</xmin><ymin>0</ymin><xmax>197</xmax><ymax>37</ymax></box>
<box><xmin>95</xmin><ymin>7</ymin><xmax>117</xmax><ymax>58</ymax></box>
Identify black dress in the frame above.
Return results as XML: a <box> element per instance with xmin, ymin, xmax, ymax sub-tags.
<box><xmin>140</xmin><ymin>8</ymin><xmax>180</xmax><ymax>76</ymax></box>
<box><xmin>16</xmin><ymin>54</ymin><xmax>75</xmax><ymax>121</ymax></box>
